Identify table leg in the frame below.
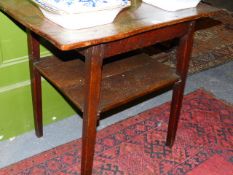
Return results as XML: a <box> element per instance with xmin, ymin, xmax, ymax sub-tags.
<box><xmin>81</xmin><ymin>45</ymin><xmax>104</xmax><ymax>175</ymax></box>
<box><xmin>166</xmin><ymin>21</ymin><xmax>196</xmax><ymax>147</ymax></box>
<box><xmin>27</xmin><ymin>31</ymin><xmax>43</xmax><ymax>137</ymax></box>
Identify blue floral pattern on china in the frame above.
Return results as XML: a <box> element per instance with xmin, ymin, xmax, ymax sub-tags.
<box><xmin>33</xmin><ymin>0</ymin><xmax>130</xmax><ymax>14</ymax></box>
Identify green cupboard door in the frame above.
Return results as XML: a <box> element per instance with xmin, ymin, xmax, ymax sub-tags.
<box><xmin>0</xmin><ymin>12</ymin><xmax>75</xmax><ymax>141</ymax></box>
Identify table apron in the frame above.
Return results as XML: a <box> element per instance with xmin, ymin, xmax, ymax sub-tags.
<box><xmin>79</xmin><ymin>22</ymin><xmax>191</xmax><ymax>59</ymax></box>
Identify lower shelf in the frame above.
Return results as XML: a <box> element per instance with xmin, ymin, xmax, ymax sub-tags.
<box><xmin>35</xmin><ymin>52</ymin><xmax>179</xmax><ymax>113</ymax></box>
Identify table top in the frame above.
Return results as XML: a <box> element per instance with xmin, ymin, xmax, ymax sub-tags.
<box><xmin>0</xmin><ymin>0</ymin><xmax>219</xmax><ymax>51</ymax></box>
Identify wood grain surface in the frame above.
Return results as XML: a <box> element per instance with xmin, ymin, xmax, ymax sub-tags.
<box><xmin>35</xmin><ymin>53</ymin><xmax>179</xmax><ymax>112</ymax></box>
<box><xmin>0</xmin><ymin>0</ymin><xmax>219</xmax><ymax>50</ymax></box>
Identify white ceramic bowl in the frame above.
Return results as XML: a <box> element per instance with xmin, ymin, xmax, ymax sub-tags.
<box><xmin>40</xmin><ymin>7</ymin><xmax>127</xmax><ymax>29</ymax></box>
<box><xmin>142</xmin><ymin>0</ymin><xmax>201</xmax><ymax>11</ymax></box>
<box><xmin>33</xmin><ymin>0</ymin><xmax>130</xmax><ymax>13</ymax></box>
<box><xmin>32</xmin><ymin>0</ymin><xmax>130</xmax><ymax>29</ymax></box>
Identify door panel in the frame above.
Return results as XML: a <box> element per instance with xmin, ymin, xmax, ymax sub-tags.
<box><xmin>0</xmin><ymin>12</ymin><xmax>75</xmax><ymax>141</ymax></box>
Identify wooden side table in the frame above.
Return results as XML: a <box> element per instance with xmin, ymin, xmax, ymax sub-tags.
<box><xmin>0</xmin><ymin>1</ymin><xmax>218</xmax><ymax>174</ymax></box>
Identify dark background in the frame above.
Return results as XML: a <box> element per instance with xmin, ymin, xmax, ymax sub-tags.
<box><xmin>205</xmin><ymin>0</ymin><xmax>233</xmax><ymax>11</ymax></box>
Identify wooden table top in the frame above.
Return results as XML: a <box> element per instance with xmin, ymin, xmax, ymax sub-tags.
<box><xmin>0</xmin><ymin>0</ymin><xmax>219</xmax><ymax>50</ymax></box>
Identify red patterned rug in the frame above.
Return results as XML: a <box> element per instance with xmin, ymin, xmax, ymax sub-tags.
<box><xmin>0</xmin><ymin>89</ymin><xmax>233</xmax><ymax>175</ymax></box>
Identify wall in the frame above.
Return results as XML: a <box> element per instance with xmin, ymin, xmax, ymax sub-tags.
<box><xmin>0</xmin><ymin>12</ymin><xmax>75</xmax><ymax>141</ymax></box>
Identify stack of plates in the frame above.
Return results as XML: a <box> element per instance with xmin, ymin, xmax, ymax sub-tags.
<box><xmin>142</xmin><ymin>0</ymin><xmax>201</xmax><ymax>11</ymax></box>
<box><xmin>32</xmin><ymin>0</ymin><xmax>130</xmax><ymax>29</ymax></box>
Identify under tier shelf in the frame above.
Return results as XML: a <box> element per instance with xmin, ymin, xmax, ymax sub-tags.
<box><xmin>35</xmin><ymin>53</ymin><xmax>179</xmax><ymax>113</ymax></box>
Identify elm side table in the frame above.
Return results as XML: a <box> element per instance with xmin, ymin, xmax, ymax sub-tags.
<box><xmin>0</xmin><ymin>1</ymin><xmax>218</xmax><ymax>174</ymax></box>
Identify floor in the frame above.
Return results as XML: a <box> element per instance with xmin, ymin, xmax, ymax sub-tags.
<box><xmin>0</xmin><ymin>59</ymin><xmax>233</xmax><ymax>168</ymax></box>
<box><xmin>1</xmin><ymin>1</ymin><xmax>233</xmax><ymax>169</ymax></box>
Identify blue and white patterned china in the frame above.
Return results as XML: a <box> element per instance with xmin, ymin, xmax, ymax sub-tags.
<box><xmin>33</xmin><ymin>0</ymin><xmax>130</xmax><ymax>14</ymax></box>
<box><xmin>31</xmin><ymin>0</ymin><xmax>130</xmax><ymax>29</ymax></box>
